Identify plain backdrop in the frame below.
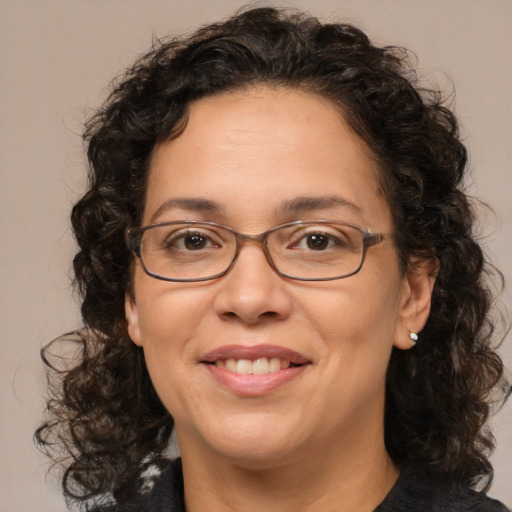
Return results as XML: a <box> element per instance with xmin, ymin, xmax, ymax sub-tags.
<box><xmin>1</xmin><ymin>1</ymin><xmax>511</xmax><ymax>510</ymax></box>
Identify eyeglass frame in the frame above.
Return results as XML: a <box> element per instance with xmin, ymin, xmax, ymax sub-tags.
<box><xmin>126</xmin><ymin>219</ymin><xmax>393</xmax><ymax>282</ymax></box>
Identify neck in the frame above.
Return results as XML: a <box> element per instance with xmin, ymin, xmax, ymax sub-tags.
<box><xmin>179</xmin><ymin>427</ymin><xmax>398</xmax><ymax>512</ymax></box>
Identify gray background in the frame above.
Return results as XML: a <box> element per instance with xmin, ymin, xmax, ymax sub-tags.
<box><xmin>1</xmin><ymin>1</ymin><xmax>510</xmax><ymax>510</ymax></box>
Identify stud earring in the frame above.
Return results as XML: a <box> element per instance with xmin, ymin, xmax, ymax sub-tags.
<box><xmin>409</xmin><ymin>332</ymin><xmax>418</xmax><ymax>343</ymax></box>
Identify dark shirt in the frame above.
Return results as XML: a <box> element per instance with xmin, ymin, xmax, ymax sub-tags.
<box><xmin>93</xmin><ymin>458</ymin><xmax>509</xmax><ymax>511</ymax></box>
<box><xmin>376</xmin><ymin>464</ymin><xmax>509</xmax><ymax>512</ymax></box>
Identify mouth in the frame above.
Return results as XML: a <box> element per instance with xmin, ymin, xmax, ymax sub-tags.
<box><xmin>201</xmin><ymin>344</ymin><xmax>311</xmax><ymax>395</ymax></box>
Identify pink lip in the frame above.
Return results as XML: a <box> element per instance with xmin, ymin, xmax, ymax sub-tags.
<box><xmin>206</xmin><ymin>364</ymin><xmax>308</xmax><ymax>396</ymax></box>
<box><xmin>201</xmin><ymin>344</ymin><xmax>311</xmax><ymax>396</ymax></box>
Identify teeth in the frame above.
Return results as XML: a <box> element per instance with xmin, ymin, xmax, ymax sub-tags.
<box><xmin>216</xmin><ymin>357</ymin><xmax>291</xmax><ymax>375</ymax></box>
<box><xmin>225</xmin><ymin>358</ymin><xmax>237</xmax><ymax>372</ymax></box>
<box><xmin>236</xmin><ymin>359</ymin><xmax>253</xmax><ymax>375</ymax></box>
<box><xmin>269</xmin><ymin>357</ymin><xmax>281</xmax><ymax>373</ymax></box>
<box><xmin>253</xmin><ymin>357</ymin><xmax>269</xmax><ymax>374</ymax></box>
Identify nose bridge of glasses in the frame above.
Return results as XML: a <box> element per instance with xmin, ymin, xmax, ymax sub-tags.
<box><xmin>231</xmin><ymin>231</ymin><xmax>275</xmax><ymax>267</ymax></box>
<box><xmin>237</xmin><ymin>231</ymin><xmax>268</xmax><ymax>246</ymax></box>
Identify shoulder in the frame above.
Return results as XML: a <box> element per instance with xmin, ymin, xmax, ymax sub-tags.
<box><xmin>377</xmin><ymin>465</ymin><xmax>509</xmax><ymax>512</ymax></box>
<box><xmin>89</xmin><ymin>458</ymin><xmax>185</xmax><ymax>512</ymax></box>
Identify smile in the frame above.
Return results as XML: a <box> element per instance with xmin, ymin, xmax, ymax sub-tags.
<box><xmin>201</xmin><ymin>344</ymin><xmax>311</xmax><ymax>395</ymax></box>
<box><xmin>215</xmin><ymin>357</ymin><xmax>291</xmax><ymax>375</ymax></box>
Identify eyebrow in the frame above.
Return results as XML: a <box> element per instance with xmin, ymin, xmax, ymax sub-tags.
<box><xmin>277</xmin><ymin>196</ymin><xmax>361</xmax><ymax>216</ymax></box>
<box><xmin>150</xmin><ymin>197</ymin><xmax>222</xmax><ymax>223</ymax></box>
<box><xmin>150</xmin><ymin>195</ymin><xmax>361</xmax><ymax>224</ymax></box>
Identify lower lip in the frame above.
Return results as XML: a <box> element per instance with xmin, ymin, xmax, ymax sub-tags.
<box><xmin>205</xmin><ymin>364</ymin><xmax>308</xmax><ymax>396</ymax></box>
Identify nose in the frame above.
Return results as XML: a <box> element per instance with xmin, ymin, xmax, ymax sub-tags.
<box><xmin>213</xmin><ymin>243</ymin><xmax>292</xmax><ymax>325</ymax></box>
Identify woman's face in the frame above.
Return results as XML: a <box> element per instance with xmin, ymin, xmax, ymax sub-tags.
<box><xmin>126</xmin><ymin>87</ymin><xmax>430</xmax><ymax>469</ymax></box>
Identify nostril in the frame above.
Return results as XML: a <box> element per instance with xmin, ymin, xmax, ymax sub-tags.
<box><xmin>220</xmin><ymin>309</ymin><xmax>280</xmax><ymax>324</ymax></box>
<box><xmin>260</xmin><ymin>311</ymin><xmax>280</xmax><ymax>319</ymax></box>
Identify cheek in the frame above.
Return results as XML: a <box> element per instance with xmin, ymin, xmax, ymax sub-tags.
<box><xmin>294</xmin><ymin>273</ymin><xmax>403</xmax><ymax>381</ymax></box>
<box><xmin>133</xmin><ymin>275</ymin><xmax>215</xmax><ymax>360</ymax></box>
<box><xmin>133</xmin><ymin>284</ymin><xmax>215</xmax><ymax>413</ymax></box>
<box><xmin>298</xmin><ymin>277</ymin><xmax>401</xmax><ymax>340</ymax></box>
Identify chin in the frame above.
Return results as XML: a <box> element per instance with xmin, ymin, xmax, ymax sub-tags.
<box><xmin>180</xmin><ymin>413</ymin><xmax>311</xmax><ymax>468</ymax></box>
<box><xmin>212</xmin><ymin>441</ymin><xmax>305</xmax><ymax>470</ymax></box>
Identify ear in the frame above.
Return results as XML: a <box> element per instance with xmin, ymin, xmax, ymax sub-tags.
<box><xmin>125</xmin><ymin>294</ymin><xmax>143</xmax><ymax>347</ymax></box>
<box><xmin>394</xmin><ymin>260</ymin><xmax>436</xmax><ymax>350</ymax></box>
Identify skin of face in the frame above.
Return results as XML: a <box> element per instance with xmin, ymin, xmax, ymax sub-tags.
<box><xmin>125</xmin><ymin>87</ymin><xmax>434</xmax><ymax>508</ymax></box>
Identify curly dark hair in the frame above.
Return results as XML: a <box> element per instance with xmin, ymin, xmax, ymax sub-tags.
<box><xmin>36</xmin><ymin>6</ymin><xmax>507</xmax><ymax>509</ymax></box>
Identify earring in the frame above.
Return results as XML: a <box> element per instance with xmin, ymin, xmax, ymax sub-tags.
<box><xmin>409</xmin><ymin>332</ymin><xmax>418</xmax><ymax>343</ymax></box>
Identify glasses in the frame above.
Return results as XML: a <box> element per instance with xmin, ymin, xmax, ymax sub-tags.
<box><xmin>126</xmin><ymin>220</ymin><xmax>392</xmax><ymax>282</ymax></box>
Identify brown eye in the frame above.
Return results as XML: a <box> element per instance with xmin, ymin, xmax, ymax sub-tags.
<box><xmin>306</xmin><ymin>234</ymin><xmax>329</xmax><ymax>250</ymax></box>
<box><xmin>163</xmin><ymin>229</ymin><xmax>220</xmax><ymax>252</ymax></box>
<box><xmin>184</xmin><ymin>234</ymin><xmax>208</xmax><ymax>250</ymax></box>
<box><xmin>286</xmin><ymin>226</ymin><xmax>352</xmax><ymax>252</ymax></box>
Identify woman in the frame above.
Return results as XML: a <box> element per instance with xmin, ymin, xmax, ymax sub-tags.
<box><xmin>37</xmin><ymin>7</ymin><xmax>509</xmax><ymax>511</ymax></box>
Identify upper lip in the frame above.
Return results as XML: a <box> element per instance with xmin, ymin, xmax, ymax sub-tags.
<box><xmin>201</xmin><ymin>344</ymin><xmax>311</xmax><ymax>364</ymax></box>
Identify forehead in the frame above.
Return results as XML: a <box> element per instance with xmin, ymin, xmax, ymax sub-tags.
<box><xmin>145</xmin><ymin>87</ymin><xmax>391</xmax><ymax>230</ymax></box>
